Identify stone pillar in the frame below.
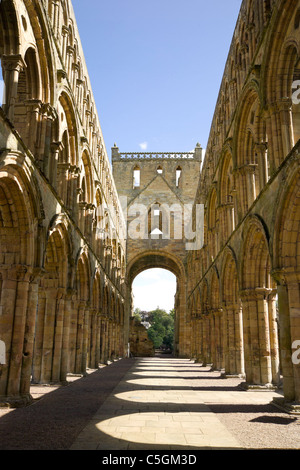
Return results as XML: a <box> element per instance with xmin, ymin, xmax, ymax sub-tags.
<box><xmin>20</xmin><ymin>271</ymin><xmax>43</xmax><ymax>397</ymax></box>
<box><xmin>286</xmin><ymin>278</ymin><xmax>300</xmax><ymax>403</ymax></box>
<box><xmin>68</xmin><ymin>297</ymin><xmax>78</xmax><ymax>373</ymax></box>
<box><xmin>202</xmin><ymin>317</ymin><xmax>211</xmax><ymax>366</ymax></box>
<box><xmin>255</xmin><ymin>142</ymin><xmax>269</xmax><ymax>191</ymax></box>
<box><xmin>272</xmin><ymin>270</ymin><xmax>300</xmax><ymax>410</ymax></box>
<box><xmin>75</xmin><ymin>301</ymin><xmax>86</xmax><ymax>375</ymax></box>
<box><xmin>40</xmin><ymin>287</ymin><xmax>58</xmax><ymax>384</ymax></box>
<box><xmin>267</xmin><ymin>289</ymin><xmax>280</xmax><ymax>385</ymax></box>
<box><xmin>60</xmin><ymin>289</ymin><xmax>72</xmax><ymax>383</ymax></box>
<box><xmin>31</xmin><ymin>288</ymin><xmax>46</xmax><ymax>383</ymax></box>
<box><xmin>51</xmin><ymin>0</ymin><xmax>60</xmax><ymax>37</ymax></box>
<box><xmin>221</xmin><ymin>303</ymin><xmax>244</xmax><ymax>378</ymax></box>
<box><xmin>277</xmin><ymin>281</ymin><xmax>294</xmax><ymax>400</ymax></box>
<box><xmin>244</xmin><ymin>164</ymin><xmax>258</xmax><ymax>207</ymax></box>
<box><xmin>277</xmin><ymin>98</ymin><xmax>294</xmax><ymax>158</ymax></box>
<box><xmin>194</xmin><ymin>318</ymin><xmax>203</xmax><ymax>363</ymax></box>
<box><xmin>61</xmin><ymin>25</ymin><xmax>69</xmax><ymax>64</ymax></box>
<box><xmin>1</xmin><ymin>54</ymin><xmax>25</xmax><ymax>122</ymax></box>
<box><xmin>51</xmin><ymin>288</ymin><xmax>66</xmax><ymax>383</ymax></box>
<box><xmin>213</xmin><ymin>309</ymin><xmax>223</xmax><ymax>370</ymax></box>
<box><xmin>0</xmin><ymin>266</ymin><xmax>39</xmax><ymax>406</ymax></box>
<box><xmin>49</xmin><ymin>142</ymin><xmax>63</xmax><ymax>188</ymax></box>
<box><xmin>88</xmin><ymin>309</ymin><xmax>97</xmax><ymax>368</ymax></box>
<box><xmin>81</xmin><ymin>305</ymin><xmax>90</xmax><ymax>374</ymax></box>
<box><xmin>57</xmin><ymin>163</ymin><xmax>70</xmax><ymax>203</ymax></box>
<box><xmin>240</xmin><ymin>289</ymin><xmax>277</xmax><ymax>389</ymax></box>
<box><xmin>95</xmin><ymin>314</ymin><xmax>101</xmax><ymax>367</ymax></box>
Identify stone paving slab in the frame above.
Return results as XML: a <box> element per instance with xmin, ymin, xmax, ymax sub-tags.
<box><xmin>70</xmin><ymin>357</ymin><xmax>244</xmax><ymax>450</ymax></box>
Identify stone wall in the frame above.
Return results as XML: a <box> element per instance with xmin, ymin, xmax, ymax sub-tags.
<box><xmin>0</xmin><ymin>0</ymin><xmax>128</xmax><ymax>407</ymax></box>
<box><xmin>129</xmin><ymin>318</ymin><xmax>155</xmax><ymax>357</ymax></box>
<box><xmin>186</xmin><ymin>0</ymin><xmax>300</xmax><ymax>412</ymax></box>
<box><xmin>112</xmin><ymin>145</ymin><xmax>202</xmax><ymax>357</ymax></box>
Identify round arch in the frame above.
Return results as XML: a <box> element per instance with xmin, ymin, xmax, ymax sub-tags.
<box><xmin>127</xmin><ymin>250</ymin><xmax>185</xmax><ymax>286</ymax></box>
<box><xmin>126</xmin><ymin>250</ymin><xmax>188</xmax><ymax>357</ymax></box>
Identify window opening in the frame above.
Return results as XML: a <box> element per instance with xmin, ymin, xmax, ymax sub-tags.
<box><xmin>133</xmin><ymin>167</ymin><xmax>140</xmax><ymax>188</ymax></box>
<box><xmin>176</xmin><ymin>167</ymin><xmax>182</xmax><ymax>187</ymax></box>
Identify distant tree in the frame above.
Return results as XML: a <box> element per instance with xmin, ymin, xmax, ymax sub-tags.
<box><xmin>146</xmin><ymin>307</ymin><xmax>174</xmax><ymax>351</ymax></box>
<box><xmin>133</xmin><ymin>308</ymin><xmax>142</xmax><ymax>322</ymax></box>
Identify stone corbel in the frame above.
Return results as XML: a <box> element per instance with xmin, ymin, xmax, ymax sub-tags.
<box><xmin>57</xmin><ymin>69</ymin><xmax>67</xmax><ymax>83</ymax></box>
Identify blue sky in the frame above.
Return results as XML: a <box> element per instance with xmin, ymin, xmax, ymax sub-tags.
<box><xmin>72</xmin><ymin>0</ymin><xmax>241</xmax><ymax>155</ymax></box>
<box><xmin>71</xmin><ymin>0</ymin><xmax>242</xmax><ymax>312</ymax></box>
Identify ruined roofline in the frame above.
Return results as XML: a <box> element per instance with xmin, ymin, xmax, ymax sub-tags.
<box><xmin>111</xmin><ymin>143</ymin><xmax>203</xmax><ymax>161</ymax></box>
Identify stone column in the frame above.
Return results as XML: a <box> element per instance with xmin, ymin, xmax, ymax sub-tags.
<box><xmin>1</xmin><ymin>54</ymin><xmax>25</xmax><ymax>122</ymax></box>
<box><xmin>81</xmin><ymin>305</ymin><xmax>90</xmax><ymax>374</ymax></box>
<box><xmin>95</xmin><ymin>314</ymin><xmax>101</xmax><ymax>367</ymax></box>
<box><xmin>221</xmin><ymin>303</ymin><xmax>244</xmax><ymax>377</ymax></box>
<box><xmin>0</xmin><ymin>265</ymin><xmax>39</xmax><ymax>406</ymax></box>
<box><xmin>51</xmin><ymin>288</ymin><xmax>66</xmax><ymax>383</ymax></box>
<box><xmin>267</xmin><ymin>289</ymin><xmax>280</xmax><ymax>385</ymax></box>
<box><xmin>40</xmin><ymin>287</ymin><xmax>58</xmax><ymax>384</ymax></box>
<box><xmin>57</xmin><ymin>162</ymin><xmax>70</xmax><ymax>203</ymax></box>
<box><xmin>51</xmin><ymin>0</ymin><xmax>60</xmax><ymax>36</ymax></box>
<box><xmin>68</xmin><ymin>297</ymin><xmax>78</xmax><ymax>373</ymax></box>
<box><xmin>240</xmin><ymin>289</ymin><xmax>276</xmax><ymax>389</ymax></box>
<box><xmin>264</xmin><ymin>103</ymin><xmax>278</xmax><ymax>174</ymax></box>
<box><xmin>256</xmin><ymin>288</ymin><xmax>273</xmax><ymax>385</ymax></box>
<box><xmin>286</xmin><ymin>277</ymin><xmax>300</xmax><ymax>403</ymax></box>
<box><xmin>19</xmin><ymin>270</ymin><xmax>43</xmax><ymax>397</ymax></box>
<box><xmin>255</xmin><ymin>142</ymin><xmax>269</xmax><ymax>191</ymax></box>
<box><xmin>202</xmin><ymin>316</ymin><xmax>211</xmax><ymax>366</ymax></box>
<box><xmin>273</xmin><ymin>270</ymin><xmax>300</xmax><ymax>408</ymax></box>
<box><xmin>277</xmin><ymin>98</ymin><xmax>294</xmax><ymax>158</ymax></box>
<box><xmin>88</xmin><ymin>308</ymin><xmax>96</xmax><ymax>368</ymax></box>
<box><xmin>31</xmin><ymin>287</ymin><xmax>46</xmax><ymax>383</ymax></box>
<box><xmin>213</xmin><ymin>308</ymin><xmax>223</xmax><ymax>370</ymax></box>
<box><xmin>100</xmin><ymin>316</ymin><xmax>107</xmax><ymax>364</ymax></box>
<box><xmin>244</xmin><ymin>164</ymin><xmax>258</xmax><ymax>207</ymax></box>
<box><xmin>75</xmin><ymin>301</ymin><xmax>86</xmax><ymax>375</ymax></box>
<box><xmin>195</xmin><ymin>318</ymin><xmax>203</xmax><ymax>364</ymax></box>
<box><xmin>49</xmin><ymin>141</ymin><xmax>63</xmax><ymax>188</ymax></box>
<box><xmin>60</xmin><ymin>289</ymin><xmax>72</xmax><ymax>383</ymax></box>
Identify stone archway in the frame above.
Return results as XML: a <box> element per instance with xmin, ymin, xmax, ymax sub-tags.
<box><xmin>126</xmin><ymin>251</ymin><xmax>189</xmax><ymax>358</ymax></box>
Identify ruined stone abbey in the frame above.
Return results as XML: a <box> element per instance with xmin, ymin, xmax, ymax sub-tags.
<box><xmin>0</xmin><ymin>0</ymin><xmax>299</xmax><ymax>415</ymax></box>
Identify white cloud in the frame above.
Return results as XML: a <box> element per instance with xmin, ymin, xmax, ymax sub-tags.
<box><xmin>139</xmin><ymin>141</ymin><xmax>148</xmax><ymax>151</ymax></box>
<box><xmin>132</xmin><ymin>268</ymin><xmax>176</xmax><ymax>312</ymax></box>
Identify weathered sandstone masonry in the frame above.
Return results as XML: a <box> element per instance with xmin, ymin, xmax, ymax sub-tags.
<box><xmin>0</xmin><ymin>0</ymin><xmax>127</xmax><ymax>406</ymax></box>
<box><xmin>186</xmin><ymin>0</ymin><xmax>300</xmax><ymax>413</ymax></box>
<box><xmin>112</xmin><ymin>145</ymin><xmax>202</xmax><ymax>357</ymax></box>
<box><xmin>0</xmin><ymin>0</ymin><xmax>299</xmax><ymax>417</ymax></box>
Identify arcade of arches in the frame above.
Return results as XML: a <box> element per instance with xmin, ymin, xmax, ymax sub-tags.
<box><xmin>0</xmin><ymin>0</ymin><xmax>299</xmax><ymax>415</ymax></box>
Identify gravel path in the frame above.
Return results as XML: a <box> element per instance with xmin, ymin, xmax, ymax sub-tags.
<box><xmin>0</xmin><ymin>357</ymin><xmax>299</xmax><ymax>450</ymax></box>
<box><xmin>187</xmin><ymin>373</ymin><xmax>300</xmax><ymax>449</ymax></box>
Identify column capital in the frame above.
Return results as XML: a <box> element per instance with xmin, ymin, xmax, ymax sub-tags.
<box><xmin>276</xmin><ymin>97</ymin><xmax>293</xmax><ymax>112</ymax></box>
<box><xmin>212</xmin><ymin>307</ymin><xmax>223</xmax><ymax>316</ymax></box>
<box><xmin>56</xmin><ymin>287</ymin><xmax>66</xmax><ymax>300</ymax></box>
<box><xmin>1</xmin><ymin>54</ymin><xmax>26</xmax><ymax>72</ymax></box>
<box><xmin>240</xmin><ymin>287</ymin><xmax>272</xmax><ymax>301</ymax></box>
<box><xmin>272</xmin><ymin>268</ymin><xmax>300</xmax><ymax>285</ymax></box>
<box><xmin>0</xmin><ymin>264</ymin><xmax>40</xmax><ymax>282</ymax></box>
<box><xmin>254</xmin><ymin>142</ymin><xmax>268</xmax><ymax>154</ymax></box>
<box><xmin>50</xmin><ymin>141</ymin><xmax>64</xmax><ymax>153</ymax></box>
